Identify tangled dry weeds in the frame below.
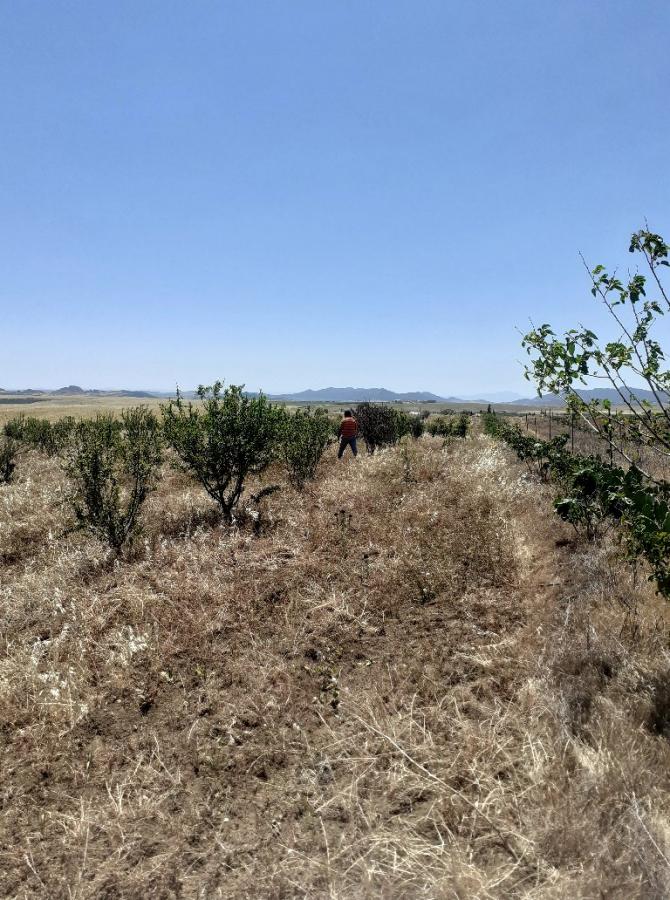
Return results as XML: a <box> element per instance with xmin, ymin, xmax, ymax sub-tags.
<box><xmin>2</xmin><ymin>433</ymin><xmax>670</xmax><ymax>898</ymax></box>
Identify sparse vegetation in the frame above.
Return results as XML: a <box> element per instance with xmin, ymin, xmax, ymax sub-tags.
<box><xmin>4</xmin><ymin>420</ymin><xmax>670</xmax><ymax>897</ymax></box>
<box><xmin>4</xmin><ymin>235</ymin><xmax>670</xmax><ymax>894</ymax></box>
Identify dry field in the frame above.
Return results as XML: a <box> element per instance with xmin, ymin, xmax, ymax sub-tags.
<box><xmin>2</xmin><ymin>431</ymin><xmax>670</xmax><ymax>898</ymax></box>
<box><xmin>0</xmin><ymin>395</ymin><xmax>545</xmax><ymax>430</ymax></box>
<box><xmin>0</xmin><ymin>397</ymin><xmax>164</xmax><ymax>428</ymax></box>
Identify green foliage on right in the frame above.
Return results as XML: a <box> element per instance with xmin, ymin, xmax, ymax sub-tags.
<box><xmin>279</xmin><ymin>407</ymin><xmax>334</xmax><ymax>489</ymax></box>
<box><xmin>66</xmin><ymin>408</ymin><xmax>163</xmax><ymax>551</ymax></box>
<box><xmin>162</xmin><ymin>382</ymin><xmax>284</xmax><ymax>522</ymax></box>
<box><xmin>484</xmin><ymin>411</ymin><xmax>670</xmax><ymax>595</ymax></box>
<box><xmin>522</xmin><ymin>228</ymin><xmax>670</xmax><ymax>478</ymax></box>
<box><xmin>0</xmin><ymin>438</ymin><xmax>17</xmax><ymax>484</ymax></box>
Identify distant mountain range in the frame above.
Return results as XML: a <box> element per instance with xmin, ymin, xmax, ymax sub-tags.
<box><xmin>1</xmin><ymin>385</ymin><xmax>666</xmax><ymax>407</ymax></box>
<box><xmin>269</xmin><ymin>387</ymin><xmax>455</xmax><ymax>403</ymax></box>
<box><xmin>0</xmin><ymin>385</ymin><xmax>157</xmax><ymax>398</ymax></box>
<box><xmin>509</xmin><ymin>388</ymin><xmax>668</xmax><ymax>407</ymax></box>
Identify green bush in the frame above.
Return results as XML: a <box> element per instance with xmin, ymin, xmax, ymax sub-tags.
<box><xmin>485</xmin><ymin>411</ymin><xmax>670</xmax><ymax>594</ymax></box>
<box><xmin>66</xmin><ymin>408</ymin><xmax>163</xmax><ymax>550</ymax></box>
<box><xmin>0</xmin><ymin>438</ymin><xmax>17</xmax><ymax>484</ymax></box>
<box><xmin>427</xmin><ymin>413</ymin><xmax>470</xmax><ymax>439</ymax></box>
<box><xmin>553</xmin><ymin>460</ymin><xmax>627</xmax><ymax>540</ymax></box>
<box><xmin>4</xmin><ymin>414</ymin><xmax>76</xmax><ymax>455</ymax></box>
<box><xmin>353</xmin><ymin>403</ymin><xmax>410</xmax><ymax>453</ymax></box>
<box><xmin>408</xmin><ymin>415</ymin><xmax>425</xmax><ymax>439</ymax></box>
<box><xmin>162</xmin><ymin>383</ymin><xmax>283</xmax><ymax>523</ymax></box>
<box><xmin>279</xmin><ymin>407</ymin><xmax>333</xmax><ymax>489</ymax></box>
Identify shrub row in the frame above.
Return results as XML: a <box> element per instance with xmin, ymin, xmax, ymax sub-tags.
<box><xmin>1</xmin><ymin>386</ymin><xmax>342</xmax><ymax>548</ymax></box>
<box><xmin>426</xmin><ymin>413</ymin><xmax>470</xmax><ymax>439</ymax></box>
<box><xmin>4</xmin><ymin>414</ymin><xmax>78</xmax><ymax>455</ymax></box>
<box><xmin>483</xmin><ymin>412</ymin><xmax>670</xmax><ymax>597</ymax></box>
<box><xmin>2</xmin><ymin>392</ymin><xmax>443</xmax><ymax>550</ymax></box>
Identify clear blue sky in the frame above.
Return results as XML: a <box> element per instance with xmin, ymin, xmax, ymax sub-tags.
<box><xmin>2</xmin><ymin>1</ymin><xmax>669</xmax><ymax>395</ymax></box>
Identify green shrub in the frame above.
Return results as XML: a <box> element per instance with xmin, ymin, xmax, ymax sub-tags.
<box><xmin>3</xmin><ymin>415</ymin><xmax>25</xmax><ymax>441</ymax></box>
<box><xmin>162</xmin><ymin>383</ymin><xmax>283</xmax><ymax>523</ymax></box>
<box><xmin>0</xmin><ymin>438</ymin><xmax>17</xmax><ymax>484</ymax></box>
<box><xmin>279</xmin><ymin>407</ymin><xmax>333</xmax><ymax>489</ymax></box>
<box><xmin>427</xmin><ymin>413</ymin><xmax>470</xmax><ymax>439</ymax></box>
<box><xmin>3</xmin><ymin>414</ymin><xmax>76</xmax><ymax>455</ymax></box>
<box><xmin>623</xmin><ymin>474</ymin><xmax>670</xmax><ymax>597</ymax></box>
<box><xmin>353</xmin><ymin>403</ymin><xmax>410</xmax><ymax>453</ymax></box>
<box><xmin>408</xmin><ymin>415</ymin><xmax>425</xmax><ymax>439</ymax></box>
<box><xmin>66</xmin><ymin>408</ymin><xmax>163</xmax><ymax>550</ymax></box>
<box><xmin>553</xmin><ymin>460</ymin><xmax>627</xmax><ymax>540</ymax></box>
<box><xmin>485</xmin><ymin>410</ymin><xmax>670</xmax><ymax>595</ymax></box>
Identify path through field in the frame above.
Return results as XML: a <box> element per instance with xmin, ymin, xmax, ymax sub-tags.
<box><xmin>2</xmin><ymin>435</ymin><xmax>670</xmax><ymax>898</ymax></box>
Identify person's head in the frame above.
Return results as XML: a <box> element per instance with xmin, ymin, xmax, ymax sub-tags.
<box><xmin>344</xmin><ymin>409</ymin><xmax>352</xmax><ymax>418</ymax></box>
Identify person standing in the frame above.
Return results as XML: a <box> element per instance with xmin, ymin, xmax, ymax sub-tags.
<box><xmin>338</xmin><ymin>410</ymin><xmax>358</xmax><ymax>458</ymax></box>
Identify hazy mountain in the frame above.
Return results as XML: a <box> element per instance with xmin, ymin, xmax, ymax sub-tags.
<box><xmin>271</xmin><ymin>387</ymin><xmax>447</xmax><ymax>403</ymax></box>
<box><xmin>511</xmin><ymin>388</ymin><xmax>668</xmax><ymax>407</ymax></box>
<box><xmin>3</xmin><ymin>386</ymin><xmax>161</xmax><ymax>398</ymax></box>
<box><xmin>459</xmin><ymin>391</ymin><xmax>525</xmax><ymax>403</ymax></box>
<box><xmin>53</xmin><ymin>385</ymin><xmax>86</xmax><ymax>394</ymax></box>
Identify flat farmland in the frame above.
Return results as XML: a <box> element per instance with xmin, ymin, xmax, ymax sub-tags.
<box><xmin>0</xmin><ymin>393</ymin><xmax>558</xmax><ymax>427</ymax></box>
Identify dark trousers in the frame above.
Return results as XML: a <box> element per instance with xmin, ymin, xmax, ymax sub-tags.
<box><xmin>338</xmin><ymin>436</ymin><xmax>358</xmax><ymax>458</ymax></box>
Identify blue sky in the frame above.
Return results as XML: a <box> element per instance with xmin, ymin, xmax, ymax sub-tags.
<box><xmin>2</xmin><ymin>1</ymin><xmax>669</xmax><ymax>395</ymax></box>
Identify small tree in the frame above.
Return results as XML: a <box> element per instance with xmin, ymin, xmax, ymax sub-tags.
<box><xmin>66</xmin><ymin>408</ymin><xmax>163</xmax><ymax>550</ymax></box>
<box><xmin>0</xmin><ymin>438</ymin><xmax>17</xmax><ymax>484</ymax></box>
<box><xmin>279</xmin><ymin>407</ymin><xmax>334</xmax><ymax>489</ymax></box>
<box><xmin>162</xmin><ymin>383</ymin><xmax>283</xmax><ymax>522</ymax></box>
<box><xmin>354</xmin><ymin>403</ymin><xmax>409</xmax><ymax>453</ymax></box>
<box><xmin>408</xmin><ymin>415</ymin><xmax>425</xmax><ymax>439</ymax></box>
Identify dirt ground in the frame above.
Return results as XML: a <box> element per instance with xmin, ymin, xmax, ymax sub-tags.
<box><xmin>2</xmin><ymin>434</ymin><xmax>670</xmax><ymax>898</ymax></box>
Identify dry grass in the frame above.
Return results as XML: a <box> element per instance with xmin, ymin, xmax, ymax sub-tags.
<box><xmin>2</xmin><ymin>431</ymin><xmax>670</xmax><ymax>897</ymax></box>
<box><xmin>0</xmin><ymin>396</ymin><xmax>165</xmax><ymax>427</ymax></box>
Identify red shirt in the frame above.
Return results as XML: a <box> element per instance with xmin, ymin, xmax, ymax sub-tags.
<box><xmin>339</xmin><ymin>416</ymin><xmax>358</xmax><ymax>439</ymax></box>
